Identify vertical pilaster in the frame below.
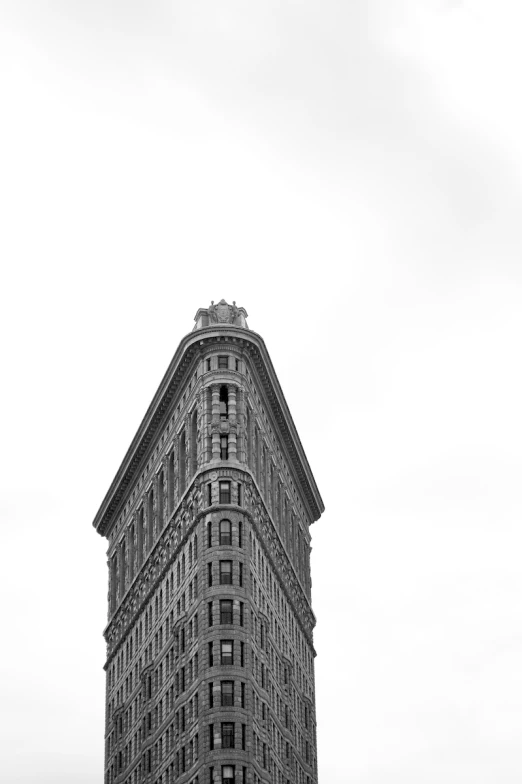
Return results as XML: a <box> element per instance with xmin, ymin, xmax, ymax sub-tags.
<box><xmin>228</xmin><ymin>385</ymin><xmax>238</xmax><ymax>462</ymax></box>
<box><xmin>128</xmin><ymin>515</ymin><xmax>135</xmax><ymax>584</ymax></box>
<box><xmin>204</xmin><ymin>386</ymin><xmax>212</xmax><ymax>463</ymax></box>
<box><xmin>211</xmin><ymin>384</ymin><xmax>221</xmax><ymax>461</ymax></box>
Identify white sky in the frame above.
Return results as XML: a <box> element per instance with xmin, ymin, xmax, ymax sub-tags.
<box><xmin>1</xmin><ymin>1</ymin><xmax>521</xmax><ymax>782</ymax></box>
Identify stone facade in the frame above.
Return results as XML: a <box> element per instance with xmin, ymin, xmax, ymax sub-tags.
<box><xmin>93</xmin><ymin>300</ymin><xmax>325</xmax><ymax>784</ymax></box>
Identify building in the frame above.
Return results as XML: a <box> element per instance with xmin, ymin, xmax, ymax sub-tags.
<box><xmin>93</xmin><ymin>300</ymin><xmax>325</xmax><ymax>784</ymax></box>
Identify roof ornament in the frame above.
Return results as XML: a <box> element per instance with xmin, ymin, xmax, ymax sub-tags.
<box><xmin>194</xmin><ymin>299</ymin><xmax>249</xmax><ymax>330</ymax></box>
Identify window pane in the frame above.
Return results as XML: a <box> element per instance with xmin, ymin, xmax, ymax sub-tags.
<box><xmin>219</xmin><ymin>520</ymin><xmax>232</xmax><ymax>545</ymax></box>
<box><xmin>219</xmin><ymin>482</ymin><xmax>231</xmax><ymax>504</ymax></box>
<box><xmin>220</xmin><ymin>600</ymin><xmax>233</xmax><ymax>624</ymax></box>
<box><xmin>222</xmin><ymin>723</ymin><xmax>235</xmax><ymax>749</ymax></box>
<box><xmin>222</xmin><ymin>765</ymin><xmax>235</xmax><ymax>784</ymax></box>
<box><xmin>220</xmin><ymin>561</ymin><xmax>232</xmax><ymax>584</ymax></box>
<box><xmin>221</xmin><ymin>641</ymin><xmax>233</xmax><ymax>665</ymax></box>
<box><xmin>221</xmin><ymin>681</ymin><xmax>234</xmax><ymax>706</ymax></box>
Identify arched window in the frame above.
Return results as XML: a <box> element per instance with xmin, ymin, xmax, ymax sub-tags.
<box><xmin>219</xmin><ymin>519</ymin><xmax>232</xmax><ymax>546</ymax></box>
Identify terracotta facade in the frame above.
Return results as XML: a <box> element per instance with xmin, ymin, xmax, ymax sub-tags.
<box><xmin>93</xmin><ymin>301</ymin><xmax>325</xmax><ymax>784</ymax></box>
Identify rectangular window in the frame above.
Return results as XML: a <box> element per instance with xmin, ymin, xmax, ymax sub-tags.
<box><xmin>221</xmin><ymin>681</ymin><xmax>234</xmax><ymax>706</ymax></box>
<box><xmin>219</xmin><ymin>482</ymin><xmax>231</xmax><ymax>504</ymax></box>
<box><xmin>206</xmin><ymin>358</ymin><xmax>211</xmax><ymax>372</ymax></box>
<box><xmin>239</xmin><ymin>563</ymin><xmax>243</xmax><ymax>587</ymax></box>
<box><xmin>208</xmin><ymin>601</ymin><xmax>213</xmax><ymax>627</ymax></box>
<box><xmin>220</xmin><ymin>435</ymin><xmax>229</xmax><ymax>460</ymax></box>
<box><xmin>222</xmin><ymin>722</ymin><xmax>235</xmax><ymax>749</ymax></box>
<box><xmin>239</xmin><ymin>602</ymin><xmax>244</xmax><ymax>627</ymax></box>
<box><xmin>207</xmin><ymin>483</ymin><xmax>212</xmax><ymax>507</ymax></box>
<box><xmin>241</xmin><ymin>682</ymin><xmax>245</xmax><ymax>708</ymax></box>
<box><xmin>219</xmin><ymin>561</ymin><xmax>232</xmax><ymax>585</ymax></box>
<box><xmin>238</xmin><ymin>521</ymin><xmax>243</xmax><ymax>548</ymax></box>
<box><xmin>207</xmin><ymin>520</ymin><xmax>212</xmax><ymax>548</ymax></box>
<box><xmin>221</xmin><ymin>640</ymin><xmax>233</xmax><ymax>665</ymax></box>
<box><xmin>218</xmin><ymin>356</ymin><xmax>229</xmax><ymax>369</ymax></box>
<box><xmin>240</xmin><ymin>642</ymin><xmax>245</xmax><ymax>667</ymax></box>
<box><xmin>209</xmin><ymin>724</ymin><xmax>214</xmax><ymax>751</ymax></box>
<box><xmin>208</xmin><ymin>642</ymin><xmax>214</xmax><ymax>667</ymax></box>
<box><xmin>235</xmin><ymin>358</ymin><xmax>239</xmax><ymax>372</ymax></box>
<box><xmin>219</xmin><ymin>519</ymin><xmax>232</xmax><ymax>546</ymax></box>
<box><xmin>222</xmin><ymin>765</ymin><xmax>235</xmax><ymax>784</ymax></box>
<box><xmin>208</xmin><ymin>562</ymin><xmax>213</xmax><ymax>587</ymax></box>
<box><xmin>242</xmin><ymin>724</ymin><xmax>246</xmax><ymax>750</ymax></box>
<box><xmin>220</xmin><ymin>599</ymin><xmax>233</xmax><ymax>624</ymax></box>
<box><xmin>237</xmin><ymin>483</ymin><xmax>242</xmax><ymax>507</ymax></box>
<box><xmin>208</xmin><ymin>682</ymin><xmax>214</xmax><ymax>709</ymax></box>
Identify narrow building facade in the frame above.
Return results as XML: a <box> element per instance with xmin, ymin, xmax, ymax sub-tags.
<box><xmin>93</xmin><ymin>300</ymin><xmax>325</xmax><ymax>784</ymax></box>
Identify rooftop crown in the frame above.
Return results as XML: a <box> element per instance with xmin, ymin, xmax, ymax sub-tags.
<box><xmin>193</xmin><ymin>299</ymin><xmax>249</xmax><ymax>330</ymax></box>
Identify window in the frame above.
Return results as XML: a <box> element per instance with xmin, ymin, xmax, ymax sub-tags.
<box><xmin>241</xmin><ymin>682</ymin><xmax>245</xmax><ymax>708</ymax></box>
<box><xmin>179</xmin><ymin>430</ymin><xmax>186</xmax><ymax>495</ymax></box>
<box><xmin>221</xmin><ymin>640</ymin><xmax>233</xmax><ymax>665</ymax></box>
<box><xmin>219</xmin><ymin>385</ymin><xmax>229</xmax><ymax>420</ymax></box>
<box><xmin>239</xmin><ymin>602</ymin><xmax>244</xmax><ymax>627</ymax></box>
<box><xmin>242</xmin><ymin>724</ymin><xmax>246</xmax><ymax>750</ymax></box>
<box><xmin>208</xmin><ymin>563</ymin><xmax>213</xmax><ymax>587</ymax></box>
<box><xmin>208</xmin><ymin>682</ymin><xmax>214</xmax><ymax>709</ymax></box>
<box><xmin>208</xmin><ymin>642</ymin><xmax>214</xmax><ymax>667</ymax></box>
<box><xmin>237</xmin><ymin>482</ymin><xmax>242</xmax><ymax>507</ymax></box>
<box><xmin>220</xmin><ymin>600</ymin><xmax>233</xmax><ymax>624</ymax></box>
<box><xmin>239</xmin><ymin>563</ymin><xmax>243</xmax><ymax>587</ymax></box>
<box><xmin>221</xmin><ymin>723</ymin><xmax>235</xmax><ymax>749</ymax></box>
<box><xmin>221</xmin><ymin>681</ymin><xmax>234</xmax><ymax>706</ymax></box>
<box><xmin>207</xmin><ymin>520</ymin><xmax>212</xmax><ymax>548</ymax></box>
<box><xmin>207</xmin><ymin>483</ymin><xmax>212</xmax><ymax>508</ymax></box>
<box><xmin>219</xmin><ymin>520</ymin><xmax>231</xmax><ymax>546</ymax></box>
<box><xmin>222</xmin><ymin>765</ymin><xmax>235</xmax><ymax>784</ymax></box>
<box><xmin>238</xmin><ymin>521</ymin><xmax>243</xmax><ymax>548</ymax></box>
<box><xmin>219</xmin><ymin>482</ymin><xmax>231</xmax><ymax>504</ymax></box>
<box><xmin>218</xmin><ymin>356</ymin><xmax>229</xmax><ymax>370</ymax></box>
<box><xmin>191</xmin><ymin>409</ymin><xmax>198</xmax><ymax>474</ymax></box>
<box><xmin>206</xmin><ymin>358</ymin><xmax>211</xmax><ymax>372</ymax></box>
<box><xmin>240</xmin><ymin>642</ymin><xmax>245</xmax><ymax>667</ymax></box>
<box><xmin>220</xmin><ymin>435</ymin><xmax>229</xmax><ymax>460</ymax></box>
<box><xmin>235</xmin><ymin>358</ymin><xmax>239</xmax><ymax>372</ymax></box>
<box><xmin>208</xmin><ymin>602</ymin><xmax>213</xmax><ymax>627</ymax></box>
<box><xmin>209</xmin><ymin>724</ymin><xmax>214</xmax><ymax>751</ymax></box>
<box><xmin>219</xmin><ymin>561</ymin><xmax>232</xmax><ymax>585</ymax></box>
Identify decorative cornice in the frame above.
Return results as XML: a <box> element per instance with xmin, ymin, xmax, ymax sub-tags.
<box><xmin>92</xmin><ymin>325</ymin><xmax>324</xmax><ymax>538</ymax></box>
<box><xmin>103</xmin><ymin>468</ymin><xmax>316</xmax><ymax>666</ymax></box>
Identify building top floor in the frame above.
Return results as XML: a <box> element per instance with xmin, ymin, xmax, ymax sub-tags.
<box><xmin>92</xmin><ymin>301</ymin><xmax>324</xmax><ymax>540</ymax></box>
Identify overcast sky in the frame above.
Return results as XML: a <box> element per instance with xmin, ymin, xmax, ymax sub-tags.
<box><xmin>1</xmin><ymin>1</ymin><xmax>521</xmax><ymax>782</ymax></box>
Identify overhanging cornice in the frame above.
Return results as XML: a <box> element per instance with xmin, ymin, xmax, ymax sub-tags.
<box><xmin>92</xmin><ymin>325</ymin><xmax>324</xmax><ymax>537</ymax></box>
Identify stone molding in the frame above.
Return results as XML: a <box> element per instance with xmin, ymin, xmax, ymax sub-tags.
<box><xmin>93</xmin><ymin>326</ymin><xmax>323</xmax><ymax>538</ymax></box>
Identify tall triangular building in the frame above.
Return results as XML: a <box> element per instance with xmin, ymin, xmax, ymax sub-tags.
<box><xmin>93</xmin><ymin>300</ymin><xmax>325</xmax><ymax>784</ymax></box>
